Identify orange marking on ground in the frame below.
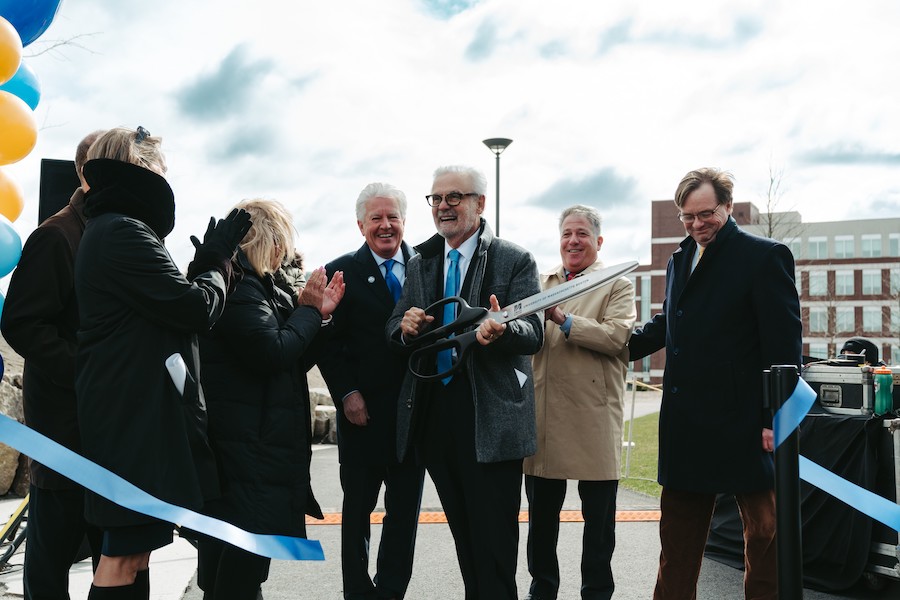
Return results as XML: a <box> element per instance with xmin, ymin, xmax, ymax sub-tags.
<box><xmin>308</xmin><ymin>510</ymin><xmax>660</xmax><ymax>525</ymax></box>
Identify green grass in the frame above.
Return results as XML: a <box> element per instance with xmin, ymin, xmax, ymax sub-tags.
<box><xmin>620</xmin><ymin>411</ymin><xmax>662</xmax><ymax>499</ymax></box>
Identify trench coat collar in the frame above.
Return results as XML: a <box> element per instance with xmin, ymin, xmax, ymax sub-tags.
<box><xmin>543</xmin><ymin>257</ymin><xmax>606</xmax><ymax>284</ymax></box>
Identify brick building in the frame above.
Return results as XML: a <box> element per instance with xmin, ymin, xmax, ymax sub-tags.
<box><xmin>630</xmin><ymin>200</ymin><xmax>900</xmax><ymax>383</ymax></box>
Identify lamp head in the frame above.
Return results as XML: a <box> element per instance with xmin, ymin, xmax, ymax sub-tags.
<box><xmin>483</xmin><ymin>138</ymin><xmax>513</xmax><ymax>155</ymax></box>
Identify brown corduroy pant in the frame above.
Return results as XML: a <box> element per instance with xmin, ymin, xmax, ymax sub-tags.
<box><xmin>653</xmin><ymin>487</ymin><xmax>777</xmax><ymax>600</ymax></box>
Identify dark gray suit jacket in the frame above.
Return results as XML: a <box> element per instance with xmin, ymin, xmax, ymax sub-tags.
<box><xmin>387</xmin><ymin>219</ymin><xmax>543</xmax><ymax>464</ymax></box>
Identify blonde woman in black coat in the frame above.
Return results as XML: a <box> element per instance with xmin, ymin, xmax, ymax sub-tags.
<box><xmin>75</xmin><ymin>127</ymin><xmax>251</xmax><ymax>599</ymax></box>
<box><xmin>197</xmin><ymin>198</ymin><xmax>344</xmax><ymax>599</ymax></box>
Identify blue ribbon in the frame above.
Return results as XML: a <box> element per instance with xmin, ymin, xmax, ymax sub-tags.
<box><xmin>773</xmin><ymin>377</ymin><xmax>817</xmax><ymax>448</ymax></box>
<box><xmin>774</xmin><ymin>378</ymin><xmax>900</xmax><ymax>532</ymax></box>
<box><xmin>0</xmin><ymin>415</ymin><xmax>324</xmax><ymax>560</ymax></box>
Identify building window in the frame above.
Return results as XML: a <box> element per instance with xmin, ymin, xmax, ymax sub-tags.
<box><xmin>640</xmin><ymin>275</ymin><xmax>651</xmax><ymax>323</ymax></box>
<box><xmin>834</xmin><ymin>235</ymin><xmax>854</xmax><ymax>259</ymax></box>
<box><xmin>861</xmin><ymin>234</ymin><xmax>882</xmax><ymax>258</ymax></box>
<box><xmin>863</xmin><ymin>306</ymin><xmax>882</xmax><ymax>333</ymax></box>
<box><xmin>891</xmin><ymin>234</ymin><xmax>900</xmax><ymax>257</ymax></box>
<box><xmin>808</xmin><ymin>237</ymin><xmax>828</xmax><ymax>259</ymax></box>
<box><xmin>891</xmin><ymin>308</ymin><xmax>899</xmax><ymax>335</ymax></box>
<box><xmin>862</xmin><ymin>269</ymin><xmax>882</xmax><ymax>295</ymax></box>
<box><xmin>835</xmin><ymin>307</ymin><xmax>854</xmax><ymax>332</ymax></box>
<box><xmin>891</xmin><ymin>268</ymin><xmax>900</xmax><ymax>296</ymax></box>
<box><xmin>808</xmin><ymin>271</ymin><xmax>827</xmax><ymax>296</ymax></box>
<box><xmin>835</xmin><ymin>271</ymin><xmax>854</xmax><ymax>296</ymax></box>
<box><xmin>890</xmin><ymin>345</ymin><xmax>900</xmax><ymax>364</ymax></box>
<box><xmin>808</xmin><ymin>342</ymin><xmax>829</xmax><ymax>360</ymax></box>
<box><xmin>785</xmin><ymin>237</ymin><xmax>802</xmax><ymax>258</ymax></box>
<box><xmin>809</xmin><ymin>307</ymin><xmax>827</xmax><ymax>333</ymax></box>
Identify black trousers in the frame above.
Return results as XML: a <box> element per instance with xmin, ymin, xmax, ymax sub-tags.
<box><xmin>197</xmin><ymin>538</ymin><xmax>270</xmax><ymax>600</ymax></box>
<box><xmin>25</xmin><ymin>484</ymin><xmax>102</xmax><ymax>600</ymax></box>
<box><xmin>525</xmin><ymin>476</ymin><xmax>618</xmax><ymax>600</ymax></box>
<box><xmin>339</xmin><ymin>460</ymin><xmax>425</xmax><ymax>599</ymax></box>
<box><xmin>420</xmin><ymin>376</ymin><xmax>523</xmax><ymax>600</ymax></box>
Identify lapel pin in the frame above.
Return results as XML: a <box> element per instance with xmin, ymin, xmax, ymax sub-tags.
<box><xmin>367</xmin><ymin>276</ymin><xmax>376</xmax><ymax>283</ymax></box>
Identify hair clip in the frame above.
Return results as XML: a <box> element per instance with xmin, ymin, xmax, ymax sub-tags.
<box><xmin>135</xmin><ymin>126</ymin><xmax>151</xmax><ymax>144</ymax></box>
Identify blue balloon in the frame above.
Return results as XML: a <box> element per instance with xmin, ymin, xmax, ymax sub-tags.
<box><xmin>0</xmin><ymin>61</ymin><xmax>39</xmax><ymax>109</ymax></box>
<box><xmin>0</xmin><ymin>216</ymin><xmax>21</xmax><ymax>277</ymax></box>
<box><xmin>0</xmin><ymin>0</ymin><xmax>64</xmax><ymax>47</ymax></box>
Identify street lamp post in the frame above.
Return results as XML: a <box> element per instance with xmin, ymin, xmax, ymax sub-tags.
<box><xmin>482</xmin><ymin>138</ymin><xmax>512</xmax><ymax>237</ymax></box>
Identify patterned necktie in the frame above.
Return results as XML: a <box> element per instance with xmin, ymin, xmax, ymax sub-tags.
<box><xmin>382</xmin><ymin>258</ymin><xmax>402</xmax><ymax>303</ymax></box>
<box><xmin>566</xmin><ymin>271</ymin><xmax>577</xmax><ymax>281</ymax></box>
<box><xmin>437</xmin><ymin>249</ymin><xmax>461</xmax><ymax>384</ymax></box>
<box><xmin>692</xmin><ymin>245</ymin><xmax>704</xmax><ymax>273</ymax></box>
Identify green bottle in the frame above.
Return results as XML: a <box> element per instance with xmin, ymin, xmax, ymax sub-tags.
<box><xmin>873</xmin><ymin>366</ymin><xmax>894</xmax><ymax>416</ymax></box>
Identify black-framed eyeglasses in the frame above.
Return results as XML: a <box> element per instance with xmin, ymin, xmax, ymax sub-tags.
<box><xmin>135</xmin><ymin>126</ymin><xmax>151</xmax><ymax>144</ymax></box>
<box><xmin>425</xmin><ymin>192</ymin><xmax>479</xmax><ymax>207</ymax></box>
<box><xmin>677</xmin><ymin>205</ymin><xmax>720</xmax><ymax>224</ymax></box>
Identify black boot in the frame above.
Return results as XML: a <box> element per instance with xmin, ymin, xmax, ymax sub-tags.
<box><xmin>87</xmin><ymin>571</ymin><xmax>149</xmax><ymax>600</ymax></box>
<box><xmin>135</xmin><ymin>569</ymin><xmax>150</xmax><ymax>599</ymax></box>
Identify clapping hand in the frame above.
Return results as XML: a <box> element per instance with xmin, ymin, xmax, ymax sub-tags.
<box><xmin>189</xmin><ymin>208</ymin><xmax>252</xmax><ymax>260</ymax></box>
<box><xmin>298</xmin><ymin>267</ymin><xmax>345</xmax><ymax>319</ymax></box>
<box><xmin>186</xmin><ymin>208</ymin><xmax>252</xmax><ymax>281</ymax></box>
<box><xmin>322</xmin><ymin>271</ymin><xmax>345</xmax><ymax>319</ymax></box>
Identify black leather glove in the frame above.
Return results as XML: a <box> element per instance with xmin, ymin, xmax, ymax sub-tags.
<box><xmin>186</xmin><ymin>208</ymin><xmax>252</xmax><ymax>281</ymax></box>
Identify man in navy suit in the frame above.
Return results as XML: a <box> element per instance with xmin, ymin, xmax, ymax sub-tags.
<box><xmin>320</xmin><ymin>182</ymin><xmax>425</xmax><ymax>600</ymax></box>
<box><xmin>629</xmin><ymin>168</ymin><xmax>802</xmax><ymax>600</ymax></box>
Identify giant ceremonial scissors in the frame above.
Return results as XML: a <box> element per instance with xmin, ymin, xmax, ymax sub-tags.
<box><xmin>407</xmin><ymin>260</ymin><xmax>639</xmax><ymax>381</ymax></box>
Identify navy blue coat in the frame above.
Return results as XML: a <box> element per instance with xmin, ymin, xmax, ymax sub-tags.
<box><xmin>319</xmin><ymin>242</ymin><xmax>414</xmax><ymax>466</ymax></box>
<box><xmin>629</xmin><ymin>217</ymin><xmax>802</xmax><ymax>493</ymax></box>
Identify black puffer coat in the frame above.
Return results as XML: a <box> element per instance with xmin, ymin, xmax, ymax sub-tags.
<box><xmin>75</xmin><ymin>159</ymin><xmax>226</xmax><ymax>528</ymax></box>
<box><xmin>200</xmin><ymin>252</ymin><xmax>325</xmax><ymax>536</ymax></box>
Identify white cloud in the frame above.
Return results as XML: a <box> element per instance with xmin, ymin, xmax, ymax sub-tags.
<box><xmin>1</xmin><ymin>0</ymin><xmax>898</xmax><ymax>288</ymax></box>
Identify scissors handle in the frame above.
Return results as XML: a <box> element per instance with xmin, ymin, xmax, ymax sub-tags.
<box><xmin>408</xmin><ymin>330</ymin><xmax>480</xmax><ymax>381</ymax></box>
<box><xmin>405</xmin><ymin>296</ymin><xmax>488</xmax><ymax>349</ymax></box>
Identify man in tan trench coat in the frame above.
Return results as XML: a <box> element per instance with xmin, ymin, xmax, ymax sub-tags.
<box><xmin>523</xmin><ymin>204</ymin><xmax>636</xmax><ymax>600</ymax></box>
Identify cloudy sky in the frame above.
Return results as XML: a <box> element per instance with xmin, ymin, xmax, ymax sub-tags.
<box><xmin>4</xmin><ymin>0</ymin><xmax>900</xmax><ymax>281</ymax></box>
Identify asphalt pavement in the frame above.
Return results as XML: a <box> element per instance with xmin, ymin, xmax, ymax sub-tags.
<box><xmin>175</xmin><ymin>441</ymin><xmax>900</xmax><ymax>599</ymax></box>
<box><xmin>2</xmin><ymin>390</ymin><xmax>899</xmax><ymax>598</ymax></box>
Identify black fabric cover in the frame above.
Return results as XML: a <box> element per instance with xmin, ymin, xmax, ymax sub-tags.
<box><xmin>705</xmin><ymin>412</ymin><xmax>893</xmax><ymax>591</ymax></box>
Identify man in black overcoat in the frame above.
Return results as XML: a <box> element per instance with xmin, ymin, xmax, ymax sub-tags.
<box><xmin>319</xmin><ymin>182</ymin><xmax>425</xmax><ymax>600</ymax></box>
<box><xmin>1</xmin><ymin>131</ymin><xmax>105</xmax><ymax>599</ymax></box>
<box><xmin>629</xmin><ymin>167</ymin><xmax>802</xmax><ymax>600</ymax></box>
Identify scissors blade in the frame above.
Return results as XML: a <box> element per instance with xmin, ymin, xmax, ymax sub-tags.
<box><xmin>489</xmin><ymin>260</ymin><xmax>639</xmax><ymax>323</ymax></box>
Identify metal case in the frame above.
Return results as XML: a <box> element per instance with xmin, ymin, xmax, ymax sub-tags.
<box><xmin>866</xmin><ymin>418</ymin><xmax>900</xmax><ymax>584</ymax></box>
<box><xmin>801</xmin><ymin>364</ymin><xmax>874</xmax><ymax>415</ymax></box>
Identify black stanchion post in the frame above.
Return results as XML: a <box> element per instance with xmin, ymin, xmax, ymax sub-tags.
<box><xmin>768</xmin><ymin>364</ymin><xmax>803</xmax><ymax>599</ymax></box>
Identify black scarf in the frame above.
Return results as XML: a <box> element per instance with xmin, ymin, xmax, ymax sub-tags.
<box><xmin>82</xmin><ymin>158</ymin><xmax>175</xmax><ymax>239</ymax></box>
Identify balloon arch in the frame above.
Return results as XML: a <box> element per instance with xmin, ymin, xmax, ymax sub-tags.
<box><xmin>0</xmin><ymin>0</ymin><xmax>65</xmax><ymax>379</ymax></box>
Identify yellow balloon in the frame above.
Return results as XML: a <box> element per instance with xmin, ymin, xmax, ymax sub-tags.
<box><xmin>0</xmin><ymin>168</ymin><xmax>23</xmax><ymax>222</ymax></box>
<box><xmin>0</xmin><ymin>91</ymin><xmax>37</xmax><ymax>165</ymax></box>
<box><xmin>0</xmin><ymin>18</ymin><xmax>22</xmax><ymax>86</ymax></box>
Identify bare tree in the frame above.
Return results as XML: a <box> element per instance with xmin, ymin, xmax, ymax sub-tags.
<box><xmin>757</xmin><ymin>161</ymin><xmax>805</xmax><ymax>244</ymax></box>
<box><xmin>24</xmin><ymin>33</ymin><xmax>100</xmax><ymax>59</ymax></box>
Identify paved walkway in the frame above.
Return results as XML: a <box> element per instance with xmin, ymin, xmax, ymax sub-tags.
<box><xmin>1</xmin><ymin>390</ymin><xmax>898</xmax><ymax>598</ymax></box>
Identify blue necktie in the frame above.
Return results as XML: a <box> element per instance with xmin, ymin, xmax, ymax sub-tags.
<box><xmin>382</xmin><ymin>258</ymin><xmax>402</xmax><ymax>303</ymax></box>
<box><xmin>437</xmin><ymin>249</ymin><xmax>461</xmax><ymax>385</ymax></box>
